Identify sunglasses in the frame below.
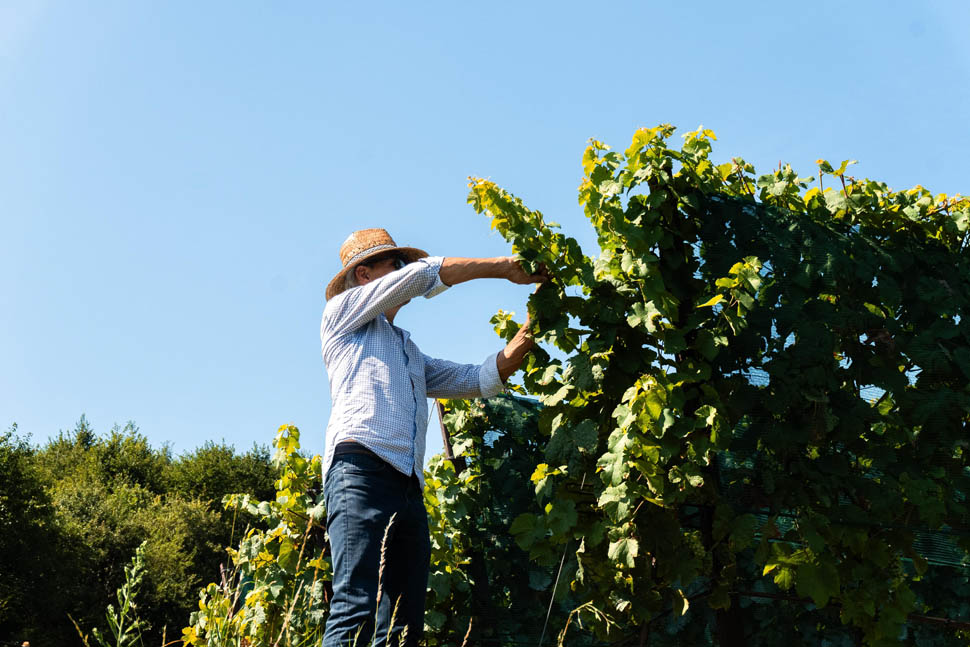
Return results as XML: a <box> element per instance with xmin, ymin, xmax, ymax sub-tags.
<box><xmin>365</xmin><ymin>253</ymin><xmax>408</xmax><ymax>271</ymax></box>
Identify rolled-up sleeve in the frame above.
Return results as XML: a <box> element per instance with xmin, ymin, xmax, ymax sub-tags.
<box><xmin>424</xmin><ymin>351</ymin><xmax>504</xmax><ymax>399</ymax></box>
<box><xmin>422</xmin><ymin>256</ymin><xmax>449</xmax><ymax>299</ymax></box>
<box><xmin>477</xmin><ymin>351</ymin><xmax>504</xmax><ymax>398</ymax></box>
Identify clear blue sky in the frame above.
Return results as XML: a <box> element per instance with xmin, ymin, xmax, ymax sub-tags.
<box><xmin>2</xmin><ymin>2</ymin><xmax>968</xmax><ymax>461</ymax></box>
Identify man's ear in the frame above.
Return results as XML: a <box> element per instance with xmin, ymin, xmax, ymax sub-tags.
<box><xmin>355</xmin><ymin>264</ymin><xmax>370</xmax><ymax>284</ymax></box>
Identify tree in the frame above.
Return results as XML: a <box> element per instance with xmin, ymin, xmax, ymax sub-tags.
<box><xmin>26</xmin><ymin>417</ymin><xmax>275</xmax><ymax>646</ymax></box>
<box><xmin>35</xmin><ymin>418</ymin><xmax>170</xmax><ymax>494</ymax></box>
<box><xmin>165</xmin><ymin>441</ymin><xmax>275</xmax><ymax>505</ymax></box>
<box><xmin>0</xmin><ymin>426</ymin><xmax>68</xmax><ymax>644</ymax></box>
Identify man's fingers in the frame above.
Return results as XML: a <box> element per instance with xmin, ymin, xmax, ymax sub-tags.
<box><xmin>519</xmin><ymin>269</ymin><xmax>548</xmax><ymax>284</ymax></box>
<box><xmin>507</xmin><ymin>258</ymin><xmax>552</xmax><ymax>284</ymax></box>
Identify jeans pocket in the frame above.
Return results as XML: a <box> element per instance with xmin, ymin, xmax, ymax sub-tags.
<box><xmin>339</xmin><ymin>452</ymin><xmax>388</xmax><ymax>476</ymax></box>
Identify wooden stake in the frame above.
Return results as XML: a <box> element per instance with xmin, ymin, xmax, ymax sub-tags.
<box><xmin>436</xmin><ymin>400</ymin><xmax>467</xmax><ymax>473</ymax></box>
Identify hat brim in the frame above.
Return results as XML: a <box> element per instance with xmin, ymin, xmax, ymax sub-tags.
<box><xmin>326</xmin><ymin>246</ymin><xmax>429</xmax><ymax>300</ymax></box>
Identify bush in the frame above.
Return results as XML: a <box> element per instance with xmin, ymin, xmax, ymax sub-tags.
<box><xmin>465</xmin><ymin>124</ymin><xmax>970</xmax><ymax>645</ymax></box>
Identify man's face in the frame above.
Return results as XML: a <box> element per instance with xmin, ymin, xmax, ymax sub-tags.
<box><xmin>355</xmin><ymin>253</ymin><xmax>406</xmax><ymax>285</ymax></box>
<box><xmin>355</xmin><ymin>253</ymin><xmax>410</xmax><ymax>312</ymax></box>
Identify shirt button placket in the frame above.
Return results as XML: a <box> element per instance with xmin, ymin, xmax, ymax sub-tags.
<box><xmin>399</xmin><ymin>327</ymin><xmax>420</xmax><ymax>476</ymax></box>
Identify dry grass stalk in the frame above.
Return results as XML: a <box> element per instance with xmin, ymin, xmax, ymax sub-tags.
<box><xmin>358</xmin><ymin>512</ymin><xmax>397</xmax><ymax>647</ymax></box>
<box><xmin>296</xmin><ymin>515</ymin><xmax>315</xmax><ymax>568</ymax></box>
<box><xmin>384</xmin><ymin>596</ymin><xmax>402</xmax><ymax>645</ymax></box>
<box><xmin>460</xmin><ymin>616</ymin><xmax>474</xmax><ymax>647</ymax></box>
<box><xmin>272</xmin><ymin>579</ymin><xmax>305</xmax><ymax>647</ymax></box>
<box><xmin>350</xmin><ymin>625</ymin><xmax>365</xmax><ymax>646</ymax></box>
<box><xmin>273</xmin><ymin>516</ymin><xmax>318</xmax><ymax>646</ymax></box>
<box><xmin>374</xmin><ymin>512</ymin><xmax>397</xmax><ymax>612</ymax></box>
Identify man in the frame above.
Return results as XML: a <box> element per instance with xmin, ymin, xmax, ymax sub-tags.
<box><xmin>320</xmin><ymin>228</ymin><xmax>545</xmax><ymax>646</ymax></box>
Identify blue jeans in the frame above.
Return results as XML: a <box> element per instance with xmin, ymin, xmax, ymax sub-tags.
<box><xmin>322</xmin><ymin>452</ymin><xmax>431</xmax><ymax>647</ymax></box>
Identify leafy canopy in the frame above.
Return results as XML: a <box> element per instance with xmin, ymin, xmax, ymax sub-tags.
<box><xmin>465</xmin><ymin>124</ymin><xmax>970</xmax><ymax>646</ymax></box>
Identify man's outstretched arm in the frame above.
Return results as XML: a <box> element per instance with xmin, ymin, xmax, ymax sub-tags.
<box><xmin>439</xmin><ymin>256</ymin><xmax>547</xmax><ymax>286</ymax></box>
<box><xmin>437</xmin><ymin>256</ymin><xmax>547</xmax><ymax>384</ymax></box>
<box><xmin>424</xmin><ymin>314</ymin><xmax>536</xmax><ymax>398</ymax></box>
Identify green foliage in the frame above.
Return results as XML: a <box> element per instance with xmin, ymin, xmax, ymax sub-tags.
<box><xmin>1</xmin><ymin>417</ymin><xmax>275</xmax><ymax>646</ymax></box>
<box><xmin>183</xmin><ymin>424</ymin><xmax>329</xmax><ymax>647</ymax></box>
<box><xmin>0</xmin><ymin>426</ymin><xmax>66</xmax><ymax>643</ymax></box>
<box><xmin>422</xmin><ymin>396</ymin><xmax>600</xmax><ymax>645</ymax></box>
<box><xmin>465</xmin><ymin>124</ymin><xmax>970</xmax><ymax>645</ymax></box>
<box><xmin>77</xmin><ymin>541</ymin><xmax>150</xmax><ymax>647</ymax></box>
<box><xmin>35</xmin><ymin>418</ymin><xmax>170</xmax><ymax>493</ymax></box>
<box><xmin>166</xmin><ymin>441</ymin><xmax>276</xmax><ymax>504</ymax></box>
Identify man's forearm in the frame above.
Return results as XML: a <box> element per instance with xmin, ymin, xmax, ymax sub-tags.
<box><xmin>439</xmin><ymin>257</ymin><xmax>517</xmax><ymax>286</ymax></box>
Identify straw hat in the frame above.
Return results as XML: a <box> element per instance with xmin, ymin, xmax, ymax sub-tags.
<box><xmin>326</xmin><ymin>228</ymin><xmax>428</xmax><ymax>300</ymax></box>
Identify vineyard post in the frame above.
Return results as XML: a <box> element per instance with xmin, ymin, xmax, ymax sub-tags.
<box><xmin>436</xmin><ymin>400</ymin><xmax>467</xmax><ymax>474</ymax></box>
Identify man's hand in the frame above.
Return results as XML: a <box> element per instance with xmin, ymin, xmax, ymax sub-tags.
<box><xmin>496</xmin><ymin>313</ymin><xmax>535</xmax><ymax>383</ymax></box>
<box><xmin>502</xmin><ymin>257</ymin><xmax>550</xmax><ymax>285</ymax></box>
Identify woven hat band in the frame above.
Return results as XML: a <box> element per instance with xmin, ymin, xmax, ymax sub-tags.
<box><xmin>325</xmin><ymin>228</ymin><xmax>429</xmax><ymax>301</ymax></box>
<box><xmin>343</xmin><ymin>244</ymin><xmax>397</xmax><ymax>269</ymax></box>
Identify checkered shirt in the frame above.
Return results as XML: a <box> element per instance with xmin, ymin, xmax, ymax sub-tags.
<box><xmin>320</xmin><ymin>255</ymin><xmax>503</xmax><ymax>489</ymax></box>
